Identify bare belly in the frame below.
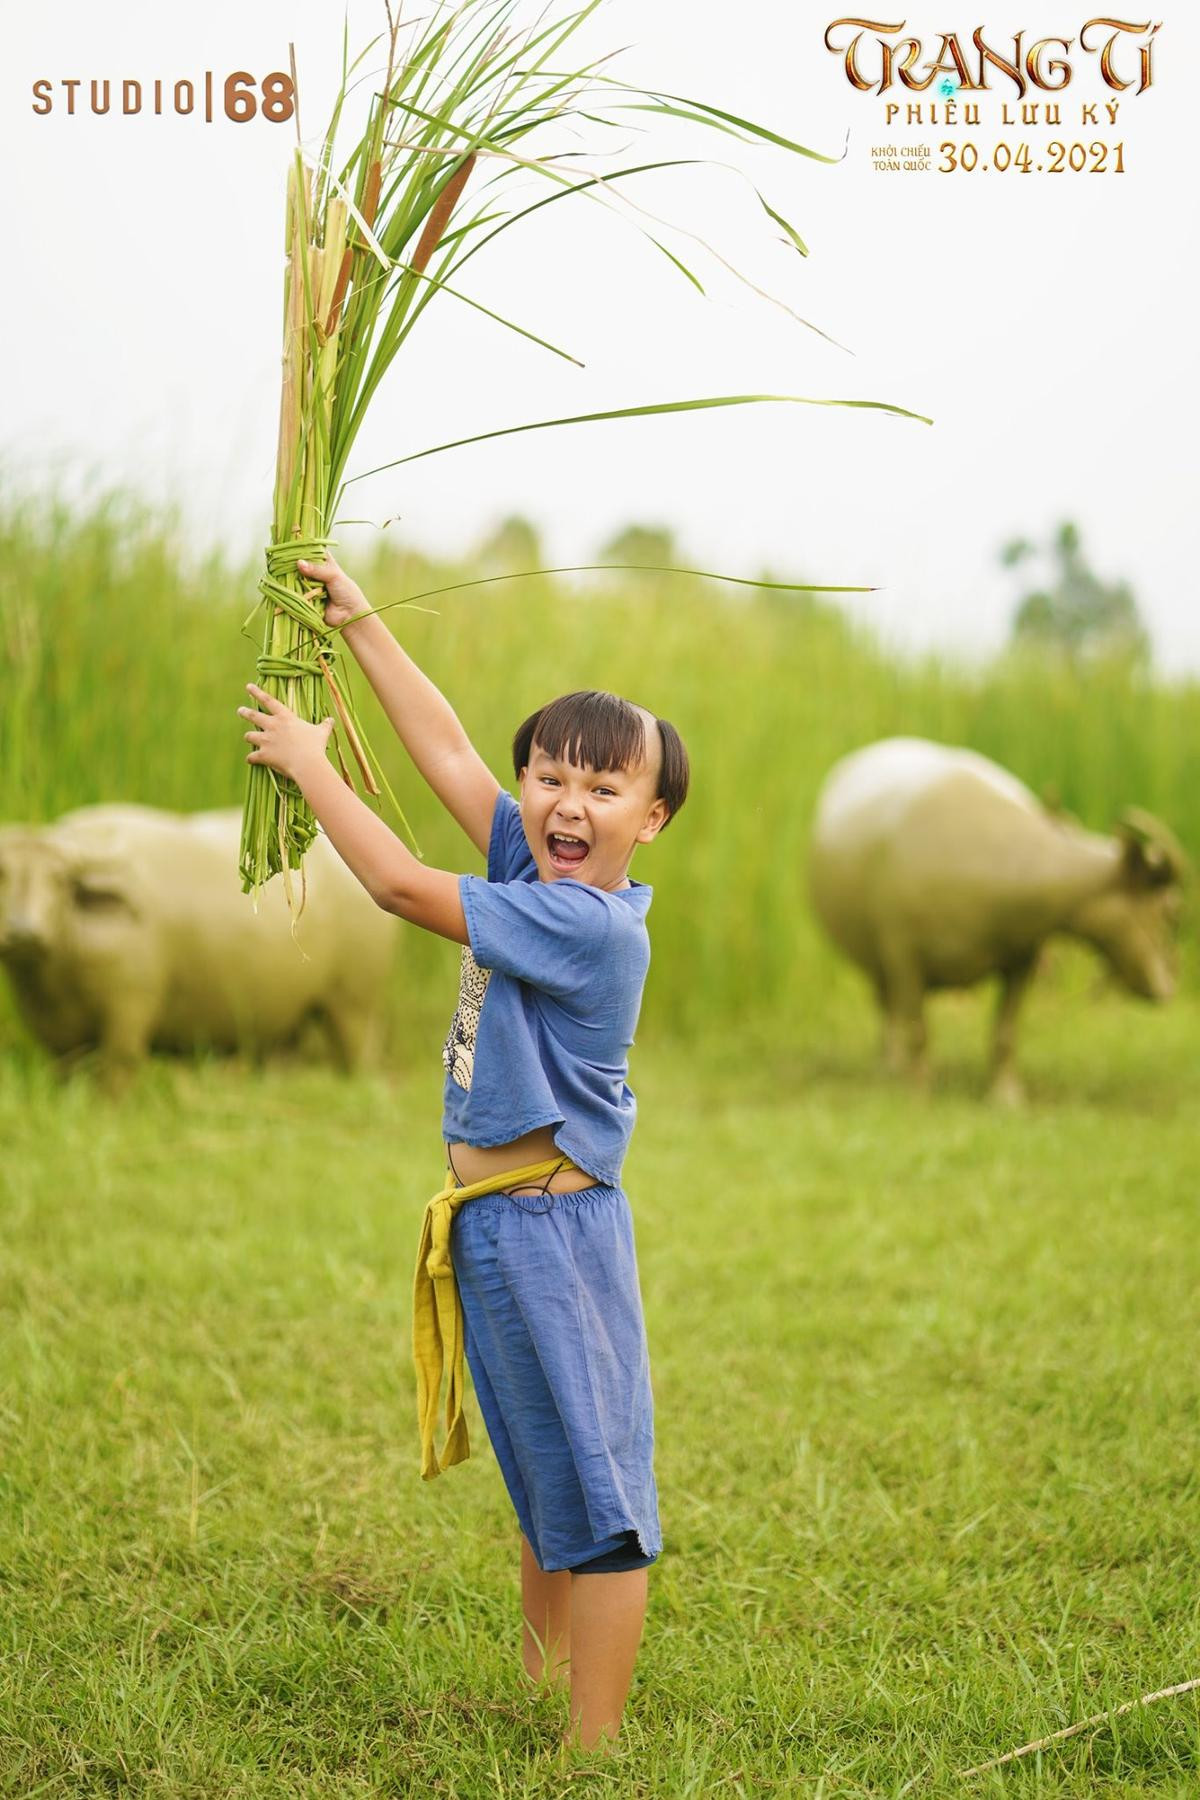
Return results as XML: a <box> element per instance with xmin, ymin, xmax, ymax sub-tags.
<box><xmin>444</xmin><ymin>1122</ymin><xmax>598</xmax><ymax>1195</ymax></box>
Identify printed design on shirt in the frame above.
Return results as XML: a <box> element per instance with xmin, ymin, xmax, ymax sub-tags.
<box><xmin>443</xmin><ymin>943</ymin><xmax>491</xmax><ymax>1090</ymax></box>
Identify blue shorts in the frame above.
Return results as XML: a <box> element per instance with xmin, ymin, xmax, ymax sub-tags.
<box><xmin>451</xmin><ymin>1181</ymin><xmax>661</xmax><ymax>1575</ymax></box>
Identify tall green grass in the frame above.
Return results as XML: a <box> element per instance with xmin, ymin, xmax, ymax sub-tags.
<box><xmin>2</xmin><ymin>483</ymin><xmax>1196</xmax><ymax>1056</ymax></box>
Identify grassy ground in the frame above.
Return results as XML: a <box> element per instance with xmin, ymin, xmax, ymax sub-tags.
<box><xmin>4</xmin><ymin>486</ymin><xmax>1199</xmax><ymax>1791</ymax></box>
<box><xmin>3</xmin><ymin>978</ymin><xmax>1199</xmax><ymax>1797</ymax></box>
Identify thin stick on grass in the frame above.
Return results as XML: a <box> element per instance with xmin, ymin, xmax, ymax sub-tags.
<box><xmin>957</xmin><ymin>1675</ymin><xmax>1200</xmax><ymax>1779</ymax></box>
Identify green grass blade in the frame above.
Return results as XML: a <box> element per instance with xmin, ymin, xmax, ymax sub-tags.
<box><xmin>520</xmin><ymin>69</ymin><xmax>846</xmax><ymax>163</ymax></box>
<box><xmin>619</xmin><ymin>99</ymin><xmax>761</xmax><ymax>145</ymax></box>
<box><xmin>323</xmin><ymin>566</ymin><xmax>879</xmax><ymax>629</ymax></box>
<box><xmin>344</xmin><ymin>392</ymin><xmax>933</xmax><ymax>488</ymax></box>
<box><xmin>390</xmin><ymin>256</ymin><xmax>586</xmax><ymax>366</ymax></box>
<box><xmin>446</xmin><ymin>159</ymin><xmax>705</xmax><ymax>276</ymax></box>
<box><xmin>484</xmin><ymin>0</ymin><xmax>609</xmax><ymax>95</ymax></box>
<box><xmin>646</xmin><ymin>236</ymin><xmax>707</xmax><ymax>294</ymax></box>
<box><xmin>756</xmin><ymin>188</ymin><xmax>809</xmax><ymax>258</ymax></box>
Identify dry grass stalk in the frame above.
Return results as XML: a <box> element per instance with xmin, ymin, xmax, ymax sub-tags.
<box><xmin>957</xmin><ymin>1674</ymin><xmax>1200</xmax><ymax>1778</ymax></box>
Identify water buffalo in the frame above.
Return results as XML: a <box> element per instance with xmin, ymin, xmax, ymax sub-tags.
<box><xmin>0</xmin><ymin>805</ymin><xmax>397</xmax><ymax>1094</ymax></box>
<box><xmin>808</xmin><ymin>737</ymin><xmax>1187</xmax><ymax>1102</ymax></box>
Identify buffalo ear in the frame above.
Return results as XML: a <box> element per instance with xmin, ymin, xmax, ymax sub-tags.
<box><xmin>1114</xmin><ymin>808</ymin><xmax>1189</xmax><ymax>888</ymax></box>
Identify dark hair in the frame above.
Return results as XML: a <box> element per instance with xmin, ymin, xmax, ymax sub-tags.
<box><xmin>512</xmin><ymin>689</ymin><xmax>690</xmax><ymax>829</ymax></box>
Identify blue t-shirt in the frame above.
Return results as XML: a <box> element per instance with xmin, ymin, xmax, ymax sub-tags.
<box><xmin>441</xmin><ymin>788</ymin><xmax>652</xmax><ymax>1186</ymax></box>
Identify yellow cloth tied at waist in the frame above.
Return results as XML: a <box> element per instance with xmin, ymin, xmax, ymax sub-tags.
<box><xmin>413</xmin><ymin>1155</ymin><xmax>583</xmax><ymax>1481</ymax></box>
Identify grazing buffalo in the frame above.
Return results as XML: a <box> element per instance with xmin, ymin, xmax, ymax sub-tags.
<box><xmin>808</xmin><ymin>737</ymin><xmax>1187</xmax><ymax>1102</ymax></box>
<box><xmin>0</xmin><ymin>805</ymin><xmax>397</xmax><ymax>1094</ymax></box>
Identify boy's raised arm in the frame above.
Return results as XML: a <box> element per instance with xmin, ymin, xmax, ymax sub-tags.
<box><xmin>300</xmin><ymin>557</ymin><xmax>500</xmax><ymax>859</ymax></box>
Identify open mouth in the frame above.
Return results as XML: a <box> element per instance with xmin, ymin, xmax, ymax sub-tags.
<box><xmin>547</xmin><ymin>832</ymin><xmax>589</xmax><ymax>872</ymax></box>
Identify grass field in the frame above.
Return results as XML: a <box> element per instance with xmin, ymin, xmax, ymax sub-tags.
<box><xmin>3</xmin><ymin>486</ymin><xmax>1200</xmax><ymax>1793</ymax></box>
<box><xmin>3</xmin><ymin>981</ymin><xmax>1199</xmax><ymax>1796</ymax></box>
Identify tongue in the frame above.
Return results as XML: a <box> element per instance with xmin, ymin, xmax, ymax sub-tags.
<box><xmin>551</xmin><ymin>836</ymin><xmax>587</xmax><ymax>864</ymax></box>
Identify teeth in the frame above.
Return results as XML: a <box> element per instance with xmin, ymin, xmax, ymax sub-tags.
<box><xmin>552</xmin><ymin>833</ymin><xmax>585</xmax><ymax>846</ymax></box>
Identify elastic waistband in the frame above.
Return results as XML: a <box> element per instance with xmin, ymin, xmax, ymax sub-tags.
<box><xmin>452</xmin><ymin>1181</ymin><xmax>623</xmax><ymax>1218</ymax></box>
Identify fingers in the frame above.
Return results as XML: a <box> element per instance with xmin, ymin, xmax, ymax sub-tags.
<box><xmin>297</xmin><ymin>555</ymin><xmax>340</xmax><ymax>580</ymax></box>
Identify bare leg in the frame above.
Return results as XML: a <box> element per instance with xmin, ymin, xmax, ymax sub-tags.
<box><xmin>561</xmin><ymin>1567</ymin><xmax>648</xmax><ymax>1751</ymax></box>
<box><xmin>520</xmin><ymin>1532</ymin><xmax>571</xmax><ymax>1692</ymax></box>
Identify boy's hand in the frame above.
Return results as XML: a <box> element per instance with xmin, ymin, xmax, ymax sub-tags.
<box><xmin>237</xmin><ymin>683</ymin><xmax>334</xmax><ymax>779</ymax></box>
<box><xmin>297</xmin><ymin>554</ymin><xmax>373</xmax><ymax>632</ymax></box>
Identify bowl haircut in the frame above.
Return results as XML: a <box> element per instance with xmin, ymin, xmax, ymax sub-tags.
<box><xmin>512</xmin><ymin>689</ymin><xmax>690</xmax><ymax>829</ymax></box>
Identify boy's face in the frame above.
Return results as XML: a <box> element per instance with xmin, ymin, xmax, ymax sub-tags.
<box><xmin>518</xmin><ymin>719</ymin><xmax>669</xmax><ymax>891</ymax></box>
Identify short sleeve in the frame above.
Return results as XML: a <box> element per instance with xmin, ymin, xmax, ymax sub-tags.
<box><xmin>459</xmin><ymin>873</ymin><xmax>614</xmax><ymax>1002</ymax></box>
<box><xmin>487</xmin><ymin>788</ymin><xmax>535</xmax><ymax>882</ymax></box>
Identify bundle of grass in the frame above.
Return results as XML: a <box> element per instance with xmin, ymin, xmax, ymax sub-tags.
<box><xmin>239</xmin><ymin>0</ymin><xmax>928</xmax><ymax>910</ymax></box>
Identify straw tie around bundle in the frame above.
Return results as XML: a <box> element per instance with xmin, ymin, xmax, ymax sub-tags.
<box><xmin>255</xmin><ymin>541</ymin><xmax>340</xmax><ymax>677</ymax></box>
<box><xmin>240</xmin><ymin>528</ymin><xmax>403</xmax><ymax>907</ymax></box>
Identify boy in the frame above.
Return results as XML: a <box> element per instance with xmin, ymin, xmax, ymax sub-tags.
<box><xmin>236</xmin><ymin>552</ymin><xmax>688</xmax><ymax>1751</ymax></box>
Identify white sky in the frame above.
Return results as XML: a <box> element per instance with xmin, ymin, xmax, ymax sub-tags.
<box><xmin>4</xmin><ymin>2</ymin><xmax>1197</xmax><ymax>668</ymax></box>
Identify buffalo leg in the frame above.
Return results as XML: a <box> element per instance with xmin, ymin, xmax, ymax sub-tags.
<box><xmin>52</xmin><ymin>1042</ymin><xmax>96</xmax><ymax>1085</ymax></box>
<box><xmin>94</xmin><ymin>997</ymin><xmax>159</xmax><ymax>1099</ymax></box>
<box><xmin>321</xmin><ymin>1001</ymin><xmax>385</xmax><ymax>1075</ymax></box>
<box><xmin>987</xmin><ymin>956</ymin><xmax>1038</xmax><ymax>1106</ymax></box>
<box><xmin>876</xmin><ymin>939</ymin><xmax>929</xmax><ymax>1087</ymax></box>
